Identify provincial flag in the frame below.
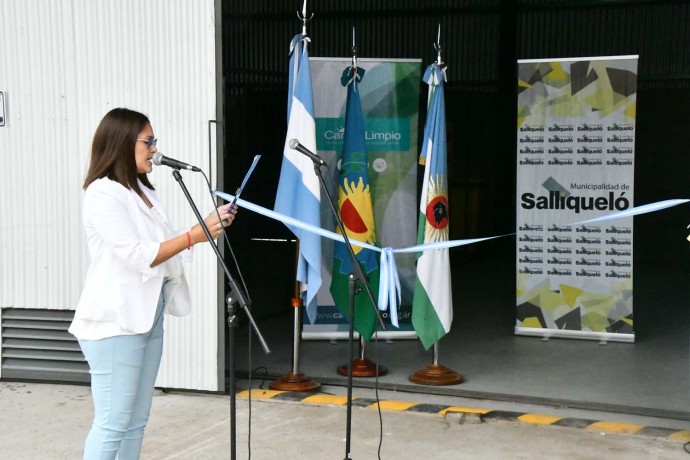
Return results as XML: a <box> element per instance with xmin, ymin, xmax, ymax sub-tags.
<box><xmin>274</xmin><ymin>34</ymin><xmax>322</xmax><ymax>323</ymax></box>
<box><xmin>329</xmin><ymin>66</ymin><xmax>380</xmax><ymax>341</ymax></box>
<box><xmin>412</xmin><ymin>63</ymin><xmax>453</xmax><ymax>349</ymax></box>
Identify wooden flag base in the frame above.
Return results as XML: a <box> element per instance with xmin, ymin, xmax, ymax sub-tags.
<box><xmin>337</xmin><ymin>358</ymin><xmax>387</xmax><ymax>377</ymax></box>
<box><xmin>269</xmin><ymin>372</ymin><xmax>321</xmax><ymax>392</ymax></box>
<box><xmin>409</xmin><ymin>364</ymin><xmax>464</xmax><ymax>386</ymax></box>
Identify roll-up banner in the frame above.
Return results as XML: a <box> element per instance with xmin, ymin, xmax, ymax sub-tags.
<box><xmin>303</xmin><ymin>58</ymin><xmax>421</xmax><ymax>340</ymax></box>
<box><xmin>516</xmin><ymin>56</ymin><xmax>638</xmax><ymax>343</ymax></box>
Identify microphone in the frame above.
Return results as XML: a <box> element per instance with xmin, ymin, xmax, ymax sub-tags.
<box><xmin>289</xmin><ymin>139</ymin><xmax>326</xmax><ymax>166</ymax></box>
<box><xmin>152</xmin><ymin>151</ymin><xmax>201</xmax><ymax>172</ymax></box>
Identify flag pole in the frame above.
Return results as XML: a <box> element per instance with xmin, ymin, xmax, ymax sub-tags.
<box><xmin>270</xmin><ymin>240</ymin><xmax>321</xmax><ymax>391</ymax></box>
<box><xmin>309</xmin><ymin>28</ymin><xmax>386</xmax><ymax>459</ymax></box>
<box><xmin>409</xmin><ymin>25</ymin><xmax>463</xmax><ymax>386</ymax></box>
<box><xmin>270</xmin><ymin>0</ymin><xmax>321</xmax><ymax>393</ymax></box>
<box><xmin>335</xmin><ymin>26</ymin><xmax>387</xmax><ymax>379</ymax></box>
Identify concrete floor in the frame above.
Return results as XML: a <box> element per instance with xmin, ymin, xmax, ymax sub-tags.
<box><xmin>1</xmin><ymin>381</ymin><xmax>689</xmax><ymax>460</ymax></box>
<box><xmin>234</xmin><ymin>240</ymin><xmax>690</xmax><ymax>422</ymax></box>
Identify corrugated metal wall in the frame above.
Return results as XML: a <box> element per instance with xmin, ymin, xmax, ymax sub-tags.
<box><xmin>0</xmin><ymin>0</ymin><xmax>222</xmax><ymax>390</ymax></box>
<box><xmin>517</xmin><ymin>1</ymin><xmax>690</xmax><ymax>86</ymax></box>
<box><xmin>225</xmin><ymin>1</ymin><xmax>502</xmax><ymax>92</ymax></box>
<box><xmin>227</xmin><ymin>0</ymin><xmax>689</xmax><ymax>88</ymax></box>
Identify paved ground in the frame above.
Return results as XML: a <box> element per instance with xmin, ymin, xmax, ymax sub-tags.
<box><xmin>0</xmin><ymin>381</ymin><xmax>688</xmax><ymax>459</ymax></box>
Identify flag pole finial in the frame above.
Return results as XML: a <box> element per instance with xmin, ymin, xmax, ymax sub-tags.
<box><xmin>435</xmin><ymin>24</ymin><xmax>443</xmax><ymax>66</ymax></box>
<box><xmin>296</xmin><ymin>0</ymin><xmax>314</xmax><ymax>37</ymax></box>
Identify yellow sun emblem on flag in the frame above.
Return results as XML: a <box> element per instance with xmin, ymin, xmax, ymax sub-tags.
<box><xmin>337</xmin><ymin>177</ymin><xmax>376</xmax><ymax>255</ymax></box>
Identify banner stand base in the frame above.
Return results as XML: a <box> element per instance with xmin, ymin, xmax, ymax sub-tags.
<box><xmin>269</xmin><ymin>372</ymin><xmax>321</xmax><ymax>392</ymax></box>
<box><xmin>337</xmin><ymin>358</ymin><xmax>387</xmax><ymax>377</ymax></box>
<box><xmin>409</xmin><ymin>364</ymin><xmax>464</xmax><ymax>386</ymax></box>
<box><xmin>515</xmin><ymin>327</ymin><xmax>634</xmax><ymax>343</ymax></box>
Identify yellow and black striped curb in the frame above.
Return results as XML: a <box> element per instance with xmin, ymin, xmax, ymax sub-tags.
<box><xmin>237</xmin><ymin>389</ymin><xmax>690</xmax><ymax>443</ymax></box>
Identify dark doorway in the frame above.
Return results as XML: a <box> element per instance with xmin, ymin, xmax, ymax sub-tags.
<box><xmin>222</xmin><ymin>0</ymin><xmax>690</xmax><ymax>420</ymax></box>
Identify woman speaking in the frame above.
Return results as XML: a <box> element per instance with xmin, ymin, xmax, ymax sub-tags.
<box><xmin>69</xmin><ymin>108</ymin><xmax>236</xmax><ymax>459</ymax></box>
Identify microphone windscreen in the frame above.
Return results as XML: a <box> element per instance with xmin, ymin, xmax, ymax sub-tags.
<box><xmin>152</xmin><ymin>151</ymin><xmax>164</xmax><ymax>166</ymax></box>
<box><xmin>289</xmin><ymin>138</ymin><xmax>300</xmax><ymax>149</ymax></box>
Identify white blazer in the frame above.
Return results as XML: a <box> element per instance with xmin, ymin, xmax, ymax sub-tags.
<box><xmin>71</xmin><ymin>177</ymin><xmax>192</xmax><ymax>336</ymax></box>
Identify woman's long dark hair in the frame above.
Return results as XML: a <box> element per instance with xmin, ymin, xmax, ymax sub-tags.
<box><xmin>83</xmin><ymin>108</ymin><xmax>154</xmax><ymax>194</ymax></box>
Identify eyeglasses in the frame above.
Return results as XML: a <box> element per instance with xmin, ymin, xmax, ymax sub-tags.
<box><xmin>136</xmin><ymin>137</ymin><xmax>158</xmax><ymax>149</ymax></box>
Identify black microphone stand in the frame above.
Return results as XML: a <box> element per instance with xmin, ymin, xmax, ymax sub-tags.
<box><xmin>171</xmin><ymin>169</ymin><xmax>270</xmax><ymax>460</ymax></box>
<box><xmin>306</xmin><ymin>158</ymin><xmax>385</xmax><ymax>460</ymax></box>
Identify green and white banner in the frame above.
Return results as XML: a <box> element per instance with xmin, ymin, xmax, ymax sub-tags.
<box><xmin>516</xmin><ymin>56</ymin><xmax>638</xmax><ymax>342</ymax></box>
<box><xmin>303</xmin><ymin>58</ymin><xmax>421</xmax><ymax>339</ymax></box>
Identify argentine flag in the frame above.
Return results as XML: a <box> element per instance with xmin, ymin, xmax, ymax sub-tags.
<box><xmin>274</xmin><ymin>35</ymin><xmax>322</xmax><ymax>323</ymax></box>
<box><xmin>412</xmin><ymin>63</ymin><xmax>453</xmax><ymax>349</ymax></box>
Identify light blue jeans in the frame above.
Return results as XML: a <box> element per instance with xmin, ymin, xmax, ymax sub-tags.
<box><xmin>79</xmin><ymin>288</ymin><xmax>166</xmax><ymax>460</ymax></box>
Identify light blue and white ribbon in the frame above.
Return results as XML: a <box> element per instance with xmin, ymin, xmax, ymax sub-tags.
<box><xmin>573</xmin><ymin>199</ymin><xmax>689</xmax><ymax>224</ymax></box>
<box><xmin>215</xmin><ymin>190</ymin><xmax>508</xmax><ymax>327</ymax></box>
<box><xmin>377</xmin><ymin>247</ymin><xmax>401</xmax><ymax>327</ymax></box>
<box><xmin>216</xmin><ymin>190</ymin><xmax>689</xmax><ymax>327</ymax></box>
